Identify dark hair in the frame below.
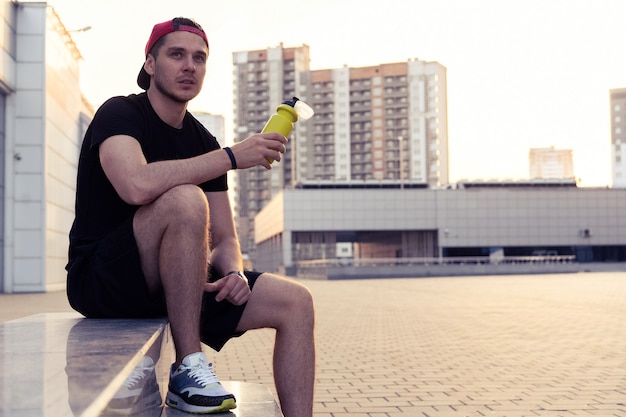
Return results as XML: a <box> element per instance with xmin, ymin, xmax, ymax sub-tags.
<box><xmin>147</xmin><ymin>17</ymin><xmax>204</xmax><ymax>58</ymax></box>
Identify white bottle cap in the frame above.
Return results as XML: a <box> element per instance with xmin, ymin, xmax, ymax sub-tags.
<box><xmin>294</xmin><ymin>100</ymin><xmax>315</xmax><ymax>121</ymax></box>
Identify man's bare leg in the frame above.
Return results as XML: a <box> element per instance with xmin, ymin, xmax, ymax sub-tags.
<box><xmin>133</xmin><ymin>184</ymin><xmax>209</xmax><ymax>365</ymax></box>
<box><xmin>236</xmin><ymin>274</ymin><xmax>315</xmax><ymax>417</ymax></box>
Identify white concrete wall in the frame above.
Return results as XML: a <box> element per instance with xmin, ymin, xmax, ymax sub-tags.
<box><xmin>9</xmin><ymin>2</ymin><xmax>47</xmax><ymax>292</ymax></box>
<box><xmin>0</xmin><ymin>0</ymin><xmax>16</xmax><ymax>294</ymax></box>
<box><xmin>44</xmin><ymin>6</ymin><xmax>85</xmax><ymax>291</ymax></box>
<box><xmin>1</xmin><ymin>2</ymin><xmax>89</xmax><ymax>292</ymax></box>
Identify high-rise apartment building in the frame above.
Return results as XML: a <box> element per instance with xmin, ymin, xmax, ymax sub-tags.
<box><xmin>192</xmin><ymin>112</ymin><xmax>225</xmax><ymax>147</ymax></box>
<box><xmin>610</xmin><ymin>88</ymin><xmax>626</xmax><ymax>188</ymax></box>
<box><xmin>192</xmin><ymin>112</ymin><xmax>240</xmax><ymax>221</ymax></box>
<box><xmin>528</xmin><ymin>146</ymin><xmax>574</xmax><ymax>179</ymax></box>
<box><xmin>297</xmin><ymin>59</ymin><xmax>449</xmax><ymax>186</ymax></box>
<box><xmin>232</xmin><ymin>44</ymin><xmax>312</xmax><ymax>258</ymax></box>
<box><xmin>232</xmin><ymin>45</ymin><xmax>449</xmax><ymax>264</ymax></box>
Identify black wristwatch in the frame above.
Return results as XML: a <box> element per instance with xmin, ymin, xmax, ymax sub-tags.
<box><xmin>226</xmin><ymin>270</ymin><xmax>246</xmax><ymax>280</ymax></box>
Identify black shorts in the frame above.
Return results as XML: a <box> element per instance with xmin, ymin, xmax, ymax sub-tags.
<box><xmin>66</xmin><ymin>216</ymin><xmax>261</xmax><ymax>351</ymax></box>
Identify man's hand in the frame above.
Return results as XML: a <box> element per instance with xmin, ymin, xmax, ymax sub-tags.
<box><xmin>230</xmin><ymin>132</ymin><xmax>287</xmax><ymax>170</ymax></box>
<box><xmin>203</xmin><ymin>272</ymin><xmax>251</xmax><ymax>305</ymax></box>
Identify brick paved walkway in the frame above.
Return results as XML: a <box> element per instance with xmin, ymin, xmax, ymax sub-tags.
<box><xmin>2</xmin><ymin>272</ymin><xmax>625</xmax><ymax>416</ymax></box>
<box><xmin>213</xmin><ymin>272</ymin><xmax>626</xmax><ymax>416</ymax></box>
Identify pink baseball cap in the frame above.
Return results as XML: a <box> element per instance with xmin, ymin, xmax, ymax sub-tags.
<box><xmin>137</xmin><ymin>18</ymin><xmax>209</xmax><ymax>90</ymax></box>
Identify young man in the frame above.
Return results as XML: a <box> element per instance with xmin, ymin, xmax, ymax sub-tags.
<box><xmin>66</xmin><ymin>17</ymin><xmax>315</xmax><ymax>416</ymax></box>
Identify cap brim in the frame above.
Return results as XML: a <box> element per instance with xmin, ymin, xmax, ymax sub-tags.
<box><xmin>137</xmin><ymin>66</ymin><xmax>150</xmax><ymax>90</ymax></box>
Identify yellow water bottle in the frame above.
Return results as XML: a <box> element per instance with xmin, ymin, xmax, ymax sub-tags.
<box><xmin>262</xmin><ymin>97</ymin><xmax>314</xmax><ymax>163</ymax></box>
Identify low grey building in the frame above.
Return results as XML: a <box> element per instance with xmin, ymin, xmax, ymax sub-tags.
<box><xmin>253</xmin><ymin>181</ymin><xmax>626</xmax><ymax>277</ymax></box>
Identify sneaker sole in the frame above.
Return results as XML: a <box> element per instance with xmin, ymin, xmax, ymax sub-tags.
<box><xmin>165</xmin><ymin>392</ymin><xmax>237</xmax><ymax>414</ymax></box>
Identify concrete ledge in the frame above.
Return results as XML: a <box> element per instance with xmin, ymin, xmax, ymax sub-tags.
<box><xmin>0</xmin><ymin>312</ymin><xmax>167</xmax><ymax>416</ymax></box>
<box><xmin>190</xmin><ymin>382</ymin><xmax>283</xmax><ymax>417</ymax></box>
<box><xmin>159</xmin><ymin>324</ymin><xmax>283</xmax><ymax>417</ymax></box>
<box><xmin>0</xmin><ymin>313</ymin><xmax>282</xmax><ymax>417</ymax></box>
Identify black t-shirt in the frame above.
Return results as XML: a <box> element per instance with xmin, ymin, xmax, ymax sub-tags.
<box><xmin>68</xmin><ymin>93</ymin><xmax>226</xmax><ymax>256</ymax></box>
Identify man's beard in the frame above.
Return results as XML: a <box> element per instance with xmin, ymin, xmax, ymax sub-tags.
<box><xmin>153</xmin><ymin>73</ymin><xmax>199</xmax><ymax>104</ymax></box>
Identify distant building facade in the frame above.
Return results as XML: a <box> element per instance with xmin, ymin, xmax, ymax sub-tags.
<box><xmin>0</xmin><ymin>2</ymin><xmax>93</xmax><ymax>292</ymax></box>
<box><xmin>610</xmin><ymin>88</ymin><xmax>626</xmax><ymax>188</ymax></box>
<box><xmin>192</xmin><ymin>111</ymin><xmax>242</xmax><ymax>226</ymax></box>
<box><xmin>253</xmin><ymin>182</ymin><xmax>626</xmax><ymax>276</ymax></box>
<box><xmin>192</xmin><ymin>112</ymin><xmax>225</xmax><ymax>147</ymax></box>
<box><xmin>297</xmin><ymin>59</ymin><xmax>448</xmax><ymax>186</ymax></box>
<box><xmin>528</xmin><ymin>146</ymin><xmax>574</xmax><ymax>179</ymax></box>
<box><xmin>232</xmin><ymin>43</ymin><xmax>449</xmax><ymax>265</ymax></box>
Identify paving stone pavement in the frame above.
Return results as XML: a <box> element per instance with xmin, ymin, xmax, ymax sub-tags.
<box><xmin>212</xmin><ymin>272</ymin><xmax>626</xmax><ymax>417</ymax></box>
<box><xmin>2</xmin><ymin>271</ymin><xmax>625</xmax><ymax>416</ymax></box>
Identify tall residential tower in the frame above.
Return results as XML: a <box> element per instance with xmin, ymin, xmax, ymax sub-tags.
<box><xmin>297</xmin><ymin>59</ymin><xmax>448</xmax><ymax>186</ymax></box>
<box><xmin>232</xmin><ymin>45</ymin><xmax>449</xmax><ymax>265</ymax></box>
<box><xmin>529</xmin><ymin>146</ymin><xmax>574</xmax><ymax>180</ymax></box>
<box><xmin>610</xmin><ymin>88</ymin><xmax>626</xmax><ymax>188</ymax></box>
<box><xmin>232</xmin><ymin>44</ymin><xmax>312</xmax><ymax>258</ymax></box>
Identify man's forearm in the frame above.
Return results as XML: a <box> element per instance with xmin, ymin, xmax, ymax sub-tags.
<box><xmin>100</xmin><ymin>135</ymin><xmax>233</xmax><ymax>206</ymax></box>
<box><xmin>209</xmin><ymin>237</ymin><xmax>244</xmax><ymax>277</ymax></box>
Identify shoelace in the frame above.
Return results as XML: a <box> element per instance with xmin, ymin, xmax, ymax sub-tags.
<box><xmin>187</xmin><ymin>362</ymin><xmax>220</xmax><ymax>387</ymax></box>
<box><xmin>123</xmin><ymin>366</ymin><xmax>149</xmax><ymax>388</ymax></box>
<box><xmin>123</xmin><ymin>357</ymin><xmax>155</xmax><ymax>389</ymax></box>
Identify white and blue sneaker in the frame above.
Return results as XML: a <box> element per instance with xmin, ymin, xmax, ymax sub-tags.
<box><xmin>106</xmin><ymin>355</ymin><xmax>162</xmax><ymax>415</ymax></box>
<box><xmin>165</xmin><ymin>352</ymin><xmax>236</xmax><ymax>414</ymax></box>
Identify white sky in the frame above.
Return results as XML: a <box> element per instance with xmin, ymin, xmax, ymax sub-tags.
<box><xmin>48</xmin><ymin>0</ymin><xmax>626</xmax><ymax>187</ymax></box>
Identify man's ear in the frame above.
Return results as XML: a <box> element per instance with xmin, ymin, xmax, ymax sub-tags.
<box><xmin>144</xmin><ymin>54</ymin><xmax>155</xmax><ymax>77</ymax></box>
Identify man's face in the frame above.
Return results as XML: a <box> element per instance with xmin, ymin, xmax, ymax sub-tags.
<box><xmin>147</xmin><ymin>31</ymin><xmax>208</xmax><ymax>103</ymax></box>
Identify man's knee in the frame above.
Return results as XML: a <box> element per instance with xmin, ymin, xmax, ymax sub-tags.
<box><xmin>241</xmin><ymin>275</ymin><xmax>315</xmax><ymax>331</ymax></box>
<box><xmin>134</xmin><ymin>185</ymin><xmax>208</xmax><ymax>236</ymax></box>
<box><xmin>163</xmin><ymin>184</ymin><xmax>207</xmax><ymax>207</ymax></box>
<box><xmin>158</xmin><ymin>185</ymin><xmax>208</xmax><ymax>220</ymax></box>
<box><xmin>288</xmin><ymin>281</ymin><xmax>315</xmax><ymax>325</ymax></box>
